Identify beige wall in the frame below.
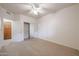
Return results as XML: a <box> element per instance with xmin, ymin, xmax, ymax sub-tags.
<box><xmin>37</xmin><ymin>4</ymin><xmax>79</xmax><ymax>50</ymax></box>
<box><xmin>0</xmin><ymin>17</ymin><xmax>3</xmax><ymax>41</ymax></box>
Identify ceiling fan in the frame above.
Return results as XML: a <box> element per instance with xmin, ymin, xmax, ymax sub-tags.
<box><xmin>24</xmin><ymin>3</ymin><xmax>40</xmax><ymax>16</ymax></box>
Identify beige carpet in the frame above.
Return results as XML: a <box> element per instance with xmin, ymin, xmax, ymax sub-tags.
<box><xmin>0</xmin><ymin>39</ymin><xmax>79</xmax><ymax>56</ymax></box>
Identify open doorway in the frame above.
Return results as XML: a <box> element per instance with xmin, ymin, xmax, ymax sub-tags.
<box><xmin>24</xmin><ymin>22</ymin><xmax>30</xmax><ymax>40</ymax></box>
<box><xmin>3</xmin><ymin>19</ymin><xmax>13</xmax><ymax>40</ymax></box>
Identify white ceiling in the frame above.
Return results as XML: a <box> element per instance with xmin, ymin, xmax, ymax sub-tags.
<box><xmin>0</xmin><ymin>3</ymin><xmax>75</xmax><ymax>18</ymax></box>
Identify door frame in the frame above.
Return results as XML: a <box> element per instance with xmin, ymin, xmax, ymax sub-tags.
<box><xmin>24</xmin><ymin>22</ymin><xmax>30</xmax><ymax>39</ymax></box>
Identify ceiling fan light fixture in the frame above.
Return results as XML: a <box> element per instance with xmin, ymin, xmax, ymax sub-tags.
<box><xmin>33</xmin><ymin>10</ymin><xmax>38</xmax><ymax>15</ymax></box>
<box><xmin>31</xmin><ymin>3</ymin><xmax>40</xmax><ymax>16</ymax></box>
